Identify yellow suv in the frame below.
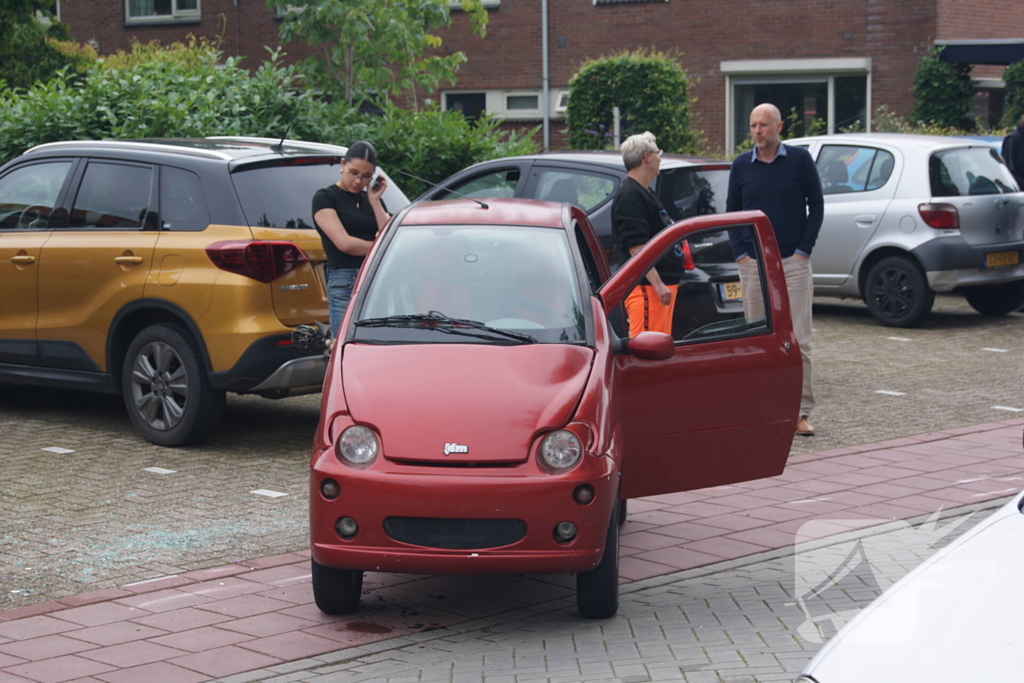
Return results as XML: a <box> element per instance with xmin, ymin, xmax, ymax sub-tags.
<box><xmin>0</xmin><ymin>137</ymin><xmax>408</xmax><ymax>446</ymax></box>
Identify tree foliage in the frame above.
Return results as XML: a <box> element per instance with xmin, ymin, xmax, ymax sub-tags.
<box><xmin>566</xmin><ymin>49</ymin><xmax>696</xmax><ymax>154</ymax></box>
<box><xmin>910</xmin><ymin>47</ymin><xmax>975</xmax><ymax>129</ymax></box>
<box><xmin>265</xmin><ymin>0</ymin><xmax>488</xmax><ymax>107</ymax></box>
<box><xmin>1001</xmin><ymin>60</ymin><xmax>1024</xmax><ymax>128</ymax></box>
<box><xmin>0</xmin><ymin>1</ymin><xmax>87</xmax><ymax>90</ymax></box>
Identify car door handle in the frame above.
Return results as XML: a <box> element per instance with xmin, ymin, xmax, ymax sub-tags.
<box><xmin>10</xmin><ymin>254</ymin><xmax>36</xmax><ymax>265</ymax></box>
<box><xmin>854</xmin><ymin>214</ymin><xmax>877</xmax><ymax>226</ymax></box>
<box><xmin>994</xmin><ymin>197</ymin><xmax>1011</xmax><ymax>208</ymax></box>
<box><xmin>114</xmin><ymin>255</ymin><xmax>144</xmax><ymax>265</ymax></box>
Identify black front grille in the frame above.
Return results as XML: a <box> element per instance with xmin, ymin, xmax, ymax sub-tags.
<box><xmin>383</xmin><ymin>517</ymin><xmax>527</xmax><ymax>550</ymax></box>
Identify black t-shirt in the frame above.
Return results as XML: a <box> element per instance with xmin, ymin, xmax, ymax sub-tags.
<box><xmin>312</xmin><ymin>184</ymin><xmax>387</xmax><ymax>269</ymax></box>
<box><xmin>611</xmin><ymin>177</ymin><xmax>681</xmax><ymax>285</ymax></box>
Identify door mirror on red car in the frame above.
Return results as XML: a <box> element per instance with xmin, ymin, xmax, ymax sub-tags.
<box><xmin>627</xmin><ymin>331</ymin><xmax>674</xmax><ymax>360</ymax></box>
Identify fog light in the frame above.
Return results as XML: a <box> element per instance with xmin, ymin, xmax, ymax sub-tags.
<box><xmin>573</xmin><ymin>484</ymin><xmax>594</xmax><ymax>505</ymax></box>
<box><xmin>554</xmin><ymin>521</ymin><xmax>577</xmax><ymax>543</ymax></box>
<box><xmin>320</xmin><ymin>479</ymin><xmax>340</xmax><ymax>499</ymax></box>
<box><xmin>335</xmin><ymin>516</ymin><xmax>358</xmax><ymax>539</ymax></box>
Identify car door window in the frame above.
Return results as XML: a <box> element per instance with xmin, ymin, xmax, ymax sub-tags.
<box><xmin>534</xmin><ymin>169</ymin><xmax>616</xmax><ymax>212</ymax></box>
<box><xmin>160</xmin><ymin>166</ymin><xmax>210</xmax><ymax>231</ymax></box>
<box><xmin>0</xmin><ymin>161</ymin><xmax>73</xmax><ymax>231</ymax></box>
<box><xmin>817</xmin><ymin>145</ymin><xmax>895</xmax><ymax>194</ymax></box>
<box><xmin>438</xmin><ymin>168</ymin><xmax>521</xmax><ymax>199</ymax></box>
<box><xmin>69</xmin><ymin>161</ymin><xmax>155</xmax><ymax>229</ymax></box>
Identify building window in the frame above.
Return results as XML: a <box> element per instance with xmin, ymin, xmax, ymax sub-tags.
<box><xmin>444</xmin><ymin>89</ymin><xmax>559</xmax><ymax>120</ymax></box>
<box><xmin>448</xmin><ymin>0</ymin><xmax>500</xmax><ymax>8</ymax></box>
<box><xmin>722</xmin><ymin>58</ymin><xmax>871</xmax><ymax>152</ymax></box>
<box><xmin>126</xmin><ymin>0</ymin><xmax>200</xmax><ymax>23</ymax></box>
<box><xmin>445</xmin><ymin>92</ymin><xmax>487</xmax><ymax>121</ymax></box>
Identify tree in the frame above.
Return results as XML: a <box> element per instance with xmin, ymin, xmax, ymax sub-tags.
<box><xmin>910</xmin><ymin>47</ymin><xmax>975</xmax><ymax>129</ymax></box>
<box><xmin>0</xmin><ymin>0</ymin><xmax>61</xmax><ymax>88</ymax></box>
<box><xmin>566</xmin><ymin>49</ymin><xmax>696</xmax><ymax>154</ymax></box>
<box><xmin>1001</xmin><ymin>60</ymin><xmax>1024</xmax><ymax>128</ymax></box>
<box><xmin>265</xmin><ymin>0</ymin><xmax>488</xmax><ymax>107</ymax></box>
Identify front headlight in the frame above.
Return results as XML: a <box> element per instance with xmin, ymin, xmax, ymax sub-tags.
<box><xmin>539</xmin><ymin>430</ymin><xmax>582</xmax><ymax>470</ymax></box>
<box><xmin>336</xmin><ymin>425</ymin><xmax>379</xmax><ymax>466</ymax></box>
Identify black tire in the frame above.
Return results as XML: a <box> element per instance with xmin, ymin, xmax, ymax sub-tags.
<box><xmin>577</xmin><ymin>502</ymin><xmax>619</xmax><ymax>618</ymax></box>
<box><xmin>863</xmin><ymin>256</ymin><xmax>934</xmax><ymax>328</ymax></box>
<box><xmin>311</xmin><ymin>558</ymin><xmax>363</xmax><ymax>615</ymax></box>
<box><xmin>963</xmin><ymin>280</ymin><xmax>1024</xmax><ymax>316</ymax></box>
<box><xmin>121</xmin><ymin>323</ymin><xmax>225</xmax><ymax>447</ymax></box>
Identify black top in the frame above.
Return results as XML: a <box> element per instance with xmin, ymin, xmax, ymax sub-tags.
<box><xmin>611</xmin><ymin>177</ymin><xmax>680</xmax><ymax>285</ymax></box>
<box><xmin>312</xmin><ymin>184</ymin><xmax>387</xmax><ymax>269</ymax></box>
<box><xmin>726</xmin><ymin>144</ymin><xmax>824</xmax><ymax>259</ymax></box>
<box><xmin>1003</xmin><ymin>123</ymin><xmax>1024</xmax><ymax>184</ymax></box>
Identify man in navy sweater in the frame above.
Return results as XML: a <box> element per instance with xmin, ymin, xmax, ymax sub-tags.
<box><xmin>727</xmin><ymin>103</ymin><xmax>823</xmax><ymax>437</ymax></box>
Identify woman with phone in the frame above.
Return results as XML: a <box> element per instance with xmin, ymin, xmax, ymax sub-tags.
<box><xmin>312</xmin><ymin>140</ymin><xmax>391</xmax><ymax>336</ymax></box>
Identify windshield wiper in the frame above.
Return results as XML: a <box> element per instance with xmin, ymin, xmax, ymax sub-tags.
<box><xmin>355</xmin><ymin>310</ymin><xmax>537</xmax><ymax>344</ymax></box>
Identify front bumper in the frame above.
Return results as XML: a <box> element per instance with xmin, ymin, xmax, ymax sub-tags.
<box><xmin>310</xmin><ymin>450</ymin><xmax>618</xmax><ymax>576</ymax></box>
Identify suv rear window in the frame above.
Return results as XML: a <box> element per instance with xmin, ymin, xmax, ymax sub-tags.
<box><xmin>929</xmin><ymin>147</ymin><xmax>1018</xmax><ymax>197</ymax></box>
<box><xmin>231</xmin><ymin>160</ymin><xmax>410</xmax><ymax>229</ymax></box>
<box><xmin>658</xmin><ymin>167</ymin><xmax>730</xmax><ymax>221</ymax></box>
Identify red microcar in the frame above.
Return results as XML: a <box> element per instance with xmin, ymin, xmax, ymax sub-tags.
<box><xmin>309</xmin><ymin>198</ymin><xmax>801</xmax><ymax>618</ymax></box>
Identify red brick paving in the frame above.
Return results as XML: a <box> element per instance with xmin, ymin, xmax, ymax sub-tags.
<box><xmin>0</xmin><ymin>418</ymin><xmax>1020</xmax><ymax>682</ymax></box>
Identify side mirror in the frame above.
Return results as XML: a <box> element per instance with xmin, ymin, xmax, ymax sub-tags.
<box><xmin>627</xmin><ymin>331</ymin><xmax>674</xmax><ymax>361</ymax></box>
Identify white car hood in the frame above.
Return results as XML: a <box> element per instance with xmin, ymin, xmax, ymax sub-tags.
<box><xmin>804</xmin><ymin>494</ymin><xmax>1024</xmax><ymax>683</ymax></box>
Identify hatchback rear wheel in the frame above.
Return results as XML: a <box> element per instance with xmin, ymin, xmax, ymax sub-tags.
<box><xmin>122</xmin><ymin>323</ymin><xmax>225</xmax><ymax>446</ymax></box>
<box><xmin>963</xmin><ymin>280</ymin><xmax>1024</xmax><ymax>316</ymax></box>
<box><xmin>863</xmin><ymin>255</ymin><xmax>934</xmax><ymax>327</ymax></box>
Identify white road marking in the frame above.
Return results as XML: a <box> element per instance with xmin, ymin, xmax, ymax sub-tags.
<box><xmin>875</xmin><ymin>390</ymin><xmax>906</xmax><ymax>396</ymax></box>
<box><xmin>251</xmin><ymin>489</ymin><xmax>288</xmax><ymax>498</ymax></box>
<box><xmin>142</xmin><ymin>467</ymin><xmax>176</xmax><ymax>475</ymax></box>
<box><xmin>783</xmin><ymin>498</ymin><xmax>832</xmax><ymax>504</ymax></box>
<box><xmin>992</xmin><ymin>406</ymin><xmax>1024</xmax><ymax>413</ymax></box>
<box><xmin>887</xmin><ymin>336</ymin><xmax>912</xmax><ymax>341</ymax></box>
<box><xmin>981</xmin><ymin>348</ymin><xmax>1008</xmax><ymax>353</ymax></box>
<box><xmin>41</xmin><ymin>447</ymin><xmax>75</xmax><ymax>454</ymax></box>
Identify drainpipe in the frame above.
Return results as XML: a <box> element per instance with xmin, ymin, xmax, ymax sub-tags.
<box><xmin>541</xmin><ymin>0</ymin><xmax>550</xmax><ymax>151</ymax></box>
<box><xmin>234</xmin><ymin>0</ymin><xmax>241</xmax><ymax>59</ymax></box>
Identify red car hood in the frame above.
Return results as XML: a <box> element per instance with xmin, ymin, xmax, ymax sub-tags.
<box><xmin>341</xmin><ymin>343</ymin><xmax>595</xmax><ymax>464</ymax></box>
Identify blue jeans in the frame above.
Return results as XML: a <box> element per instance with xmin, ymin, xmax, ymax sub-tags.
<box><xmin>326</xmin><ymin>267</ymin><xmax>358</xmax><ymax>337</ymax></box>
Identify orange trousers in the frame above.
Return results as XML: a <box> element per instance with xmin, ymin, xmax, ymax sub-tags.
<box><xmin>624</xmin><ymin>284</ymin><xmax>678</xmax><ymax>338</ymax></box>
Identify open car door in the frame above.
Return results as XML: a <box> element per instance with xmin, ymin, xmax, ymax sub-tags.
<box><xmin>598</xmin><ymin>211</ymin><xmax>802</xmax><ymax>500</ymax></box>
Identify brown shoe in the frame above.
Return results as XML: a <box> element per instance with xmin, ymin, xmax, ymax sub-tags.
<box><xmin>796</xmin><ymin>417</ymin><xmax>815</xmax><ymax>436</ymax></box>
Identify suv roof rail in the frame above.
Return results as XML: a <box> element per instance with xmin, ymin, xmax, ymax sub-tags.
<box><xmin>29</xmin><ymin>139</ymin><xmax>234</xmax><ymax>160</ymax></box>
<box><xmin>205</xmin><ymin>136</ymin><xmax>349</xmax><ymax>156</ymax></box>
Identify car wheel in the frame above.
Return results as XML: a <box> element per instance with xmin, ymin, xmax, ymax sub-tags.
<box><xmin>863</xmin><ymin>256</ymin><xmax>934</xmax><ymax>328</ymax></box>
<box><xmin>312</xmin><ymin>558</ymin><xmax>363</xmax><ymax>615</ymax></box>
<box><xmin>963</xmin><ymin>280</ymin><xmax>1024</xmax><ymax>316</ymax></box>
<box><xmin>121</xmin><ymin>323</ymin><xmax>225</xmax><ymax>447</ymax></box>
<box><xmin>576</xmin><ymin>502</ymin><xmax>619</xmax><ymax>618</ymax></box>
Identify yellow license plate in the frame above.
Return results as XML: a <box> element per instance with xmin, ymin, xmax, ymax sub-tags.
<box><xmin>721</xmin><ymin>281</ymin><xmax>743</xmax><ymax>301</ymax></box>
<box><xmin>986</xmin><ymin>251</ymin><xmax>1019</xmax><ymax>268</ymax></box>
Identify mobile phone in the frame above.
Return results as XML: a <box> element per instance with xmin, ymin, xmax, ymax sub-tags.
<box><xmin>371</xmin><ymin>176</ymin><xmax>383</xmax><ymax>190</ymax></box>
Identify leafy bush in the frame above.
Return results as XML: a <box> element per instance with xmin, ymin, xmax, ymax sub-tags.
<box><xmin>566</xmin><ymin>49</ymin><xmax>696</xmax><ymax>154</ymax></box>
<box><xmin>363</xmin><ymin>104</ymin><xmax>539</xmax><ymax>196</ymax></box>
<box><xmin>1001</xmin><ymin>60</ymin><xmax>1024</xmax><ymax>128</ymax></box>
<box><xmin>910</xmin><ymin>47</ymin><xmax>975</xmax><ymax>128</ymax></box>
<box><xmin>0</xmin><ymin>18</ymin><xmax>91</xmax><ymax>91</ymax></box>
<box><xmin>0</xmin><ymin>43</ymin><xmax>337</xmax><ymax>163</ymax></box>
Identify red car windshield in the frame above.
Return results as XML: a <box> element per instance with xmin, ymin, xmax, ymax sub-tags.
<box><xmin>356</xmin><ymin>224</ymin><xmax>587</xmax><ymax>344</ymax></box>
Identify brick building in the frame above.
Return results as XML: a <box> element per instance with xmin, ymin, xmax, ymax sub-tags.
<box><xmin>56</xmin><ymin>1</ymin><xmax>1024</xmax><ymax>151</ymax></box>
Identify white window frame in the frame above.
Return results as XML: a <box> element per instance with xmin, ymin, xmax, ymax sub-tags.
<box><xmin>448</xmin><ymin>0</ymin><xmax>501</xmax><ymax>8</ymax></box>
<box><xmin>721</xmin><ymin>58</ymin><xmax>872</xmax><ymax>151</ymax></box>
<box><xmin>444</xmin><ymin>89</ymin><xmax>567</xmax><ymax>119</ymax></box>
<box><xmin>554</xmin><ymin>90</ymin><xmax>569</xmax><ymax>114</ymax></box>
<box><xmin>125</xmin><ymin>0</ymin><xmax>201</xmax><ymax>23</ymax></box>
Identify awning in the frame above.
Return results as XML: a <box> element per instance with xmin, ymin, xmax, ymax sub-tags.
<box><xmin>935</xmin><ymin>39</ymin><xmax>1024</xmax><ymax>65</ymax></box>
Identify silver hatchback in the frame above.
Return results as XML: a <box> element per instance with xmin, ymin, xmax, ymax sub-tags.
<box><xmin>787</xmin><ymin>133</ymin><xmax>1024</xmax><ymax>327</ymax></box>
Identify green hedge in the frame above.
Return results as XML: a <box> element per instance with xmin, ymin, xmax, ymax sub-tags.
<box><xmin>910</xmin><ymin>47</ymin><xmax>975</xmax><ymax>128</ymax></box>
<box><xmin>566</xmin><ymin>49</ymin><xmax>696</xmax><ymax>154</ymax></box>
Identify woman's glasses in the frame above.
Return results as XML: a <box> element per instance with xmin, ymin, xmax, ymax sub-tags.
<box><xmin>346</xmin><ymin>168</ymin><xmax>375</xmax><ymax>182</ymax></box>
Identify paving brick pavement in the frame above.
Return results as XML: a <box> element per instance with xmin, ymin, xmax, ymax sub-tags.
<box><xmin>0</xmin><ymin>418</ymin><xmax>1020</xmax><ymax>682</ymax></box>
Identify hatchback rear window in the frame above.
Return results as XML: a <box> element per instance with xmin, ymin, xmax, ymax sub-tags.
<box><xmin>658</xmin><ymin>167</ymin><xmax>730</xmax><ymax>222</ymax></box>
<box><xmin>231</xmin><ymin>160</ymin><xmax>410</xmax><ymax>229</ymax></box>
<box><xmin>929</xmin><ymin>147</ymin><xmax>1018</xmax><ymax>197</ymax></box>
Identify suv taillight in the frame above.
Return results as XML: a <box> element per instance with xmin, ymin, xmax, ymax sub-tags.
<box><xmin>918</xmin><ymin>203</ymin><xmax>959</xmax><ymax>229</ymax></box>
<box><xmin>205</xmin><ymin>240</ymin><xmax>309</xmax><ymax>283</ymax></box>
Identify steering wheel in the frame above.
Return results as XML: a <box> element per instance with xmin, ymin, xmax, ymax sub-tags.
<box><xmin>477</xmin><ymin>297</ymin><xmax>561</xmax><ymax>328</ymax></box>
<box><xmin>17</xmin><ymin>205</ymin><xmax>51</xmax><ymax>230</ymax></box>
